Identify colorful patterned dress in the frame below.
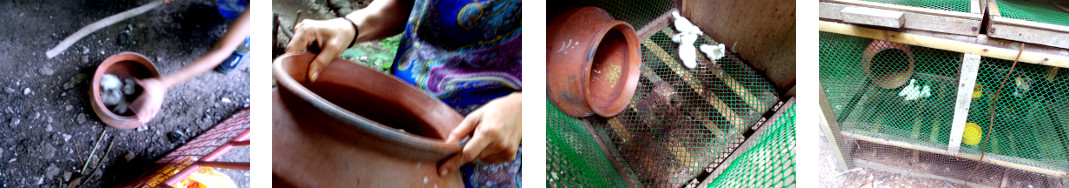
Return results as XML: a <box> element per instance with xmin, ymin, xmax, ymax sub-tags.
<box><xmin>390</xmin><ymin>0</ymin><xmax>522</xmax><ymax>187</ymax></box>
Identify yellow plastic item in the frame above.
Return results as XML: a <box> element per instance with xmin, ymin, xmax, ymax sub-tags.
<box><xmin>175</xmin><ymin>167</ymin><xmax>238</xmax><ymax>188</ymax></box>
<box><xmin>963</xmin><ymin>122</ymin><xmax>982</xmax><ymax>146</ymax></box>
<box><xmin>972</xmin><ymin>83</ymin><xmax>983</xmax><ymax>99</ymax></box>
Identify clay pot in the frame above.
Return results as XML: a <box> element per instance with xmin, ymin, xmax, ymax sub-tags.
<box><xmin>89</xmin><ymin>52</ymin><xmax>160</xmax><ymax>130</ymax></box>
<box><xmin>271</xmin><ymin>53</ymin><xmax>464</xmax><ymax>187</ymax></box>
<box><xmin>863</xmin><ymin>40</ymin><xmax>915</xmax><ymax>89</ymax></box>
<box><xmin>547</xmin><ymin>7</ymin><xmax>642</xmax><ymax>117</ymax></box>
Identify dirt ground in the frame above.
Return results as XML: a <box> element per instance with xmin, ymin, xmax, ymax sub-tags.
<box><xmin>0</xmin><ymin>0</ymin><xmax>249</xmax><ymax>187</ymax></box>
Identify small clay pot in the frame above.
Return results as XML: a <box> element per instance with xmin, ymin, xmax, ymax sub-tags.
<box><xmin>547</xmin><ymin>7</ymin><xmax>642</xmax><ymax>117</ymax></box>
<box><xmin>89</xmin><ymin>52</ymin><xmax>160</xmax><ymax>130</ymax></box>
<box><xmin>272</xmin><ymin>53</ymin><xmax>464</xmax><ymax>187</ymax></box>
<box><xmin>863</xmin><ymin>40</ymin><xmax>915</xmax><ymax>89</ymax></box>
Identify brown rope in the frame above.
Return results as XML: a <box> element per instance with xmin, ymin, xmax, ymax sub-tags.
<box><xmin>1053</xmin><ymin>0</ymin><xmax>1069</xmax><ymax>13</ymax></box>
<box><xmin>965</xmin><ymin>43</ymin><xmax>1025</xmax><ymax>187</ymax></box>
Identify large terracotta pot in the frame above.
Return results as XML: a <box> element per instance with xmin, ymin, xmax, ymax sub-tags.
<box><xmin>547</xmin><ymin>7</ymin><xmax>642</xmax><ymax>117</ymax></box>
<box><xmin>863</xmin><ymin>40</ymin><xmax>915</xmax><ymax>89</ymax></box>
<box><xmin>89</xmin><ymin>52</ymin><xmax>160</xmax><ymax>130</ymax></box>
<box><xmin>271</xmin><ymin>53</ymin><xmax>464</xmax><ymax>187</ymax></box>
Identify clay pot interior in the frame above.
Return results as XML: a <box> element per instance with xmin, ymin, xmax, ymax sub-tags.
<box><xmin>863</xmin><ymin>41</ymin><xmax>915</xmax><ymax>89</ymax></box>
<box><xmin>90</xmin><ymin>52</ymin><xmax>159</xmax><ymax>129</ymax></box>
<box><xmin>586</xmin><ymin>25</ymin><xmax>638</xmax><ymax>116</ymax></box>
<box><xmin>547</xmin><ymin>6</ymin><xmax>642</xmax><ymax>118</ymax></box>
<box><xmin>303</xmin><ymin>79</ymin><xmax>442</xmax><ymax>139</ymax></box>
<box><xmin>99</xmin><ymin>61</ymin><xmax>151</xmax><ymax>116</ymax></box>
<box><xmin>273</xmin><ymin>53</ymin><xmax>462</xmax><ymax>159</ymax></box>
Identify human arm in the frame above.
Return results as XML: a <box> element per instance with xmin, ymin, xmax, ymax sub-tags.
<box><xmin>128</xmin><ymin>8</ymin><xmax>249</xmax><ymax>123</ymax></box>
<box><xmin>437</xmin><ymin>92</ymin><xmax>523</xmax><ymax>176</ymax></box>
<box><xmin>285</xmin><ymin>0</ymin><xmax>413</xmax><ymax>82</ymax></box>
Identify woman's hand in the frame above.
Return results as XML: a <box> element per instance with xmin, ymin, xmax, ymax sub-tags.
<box><xmin>285</xmin><ymin>18</ymin><xmax>357</xmax><ymax>82</ymax></box>
<box><xmin>438</xmin><ymin>92</ymin><xmax>523</xmax><ymax>176</ymax></box>
<box><xmin>130</xmin><ymin>78</ymin><xmax>167</xmax><ymax>124</ymax></box>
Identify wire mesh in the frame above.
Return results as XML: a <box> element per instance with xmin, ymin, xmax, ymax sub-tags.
<box><xmin>859</xmin><ymin>0</ymin><xmax>972</xmax><ymax>13</ymax></box>
<box><xmin>710</xmin><ymin>104</ymin><xmax>796</xmax><ymax>188</ymax></box>
<box><xmin>820</xmin><ymin>31</ymin><xmax>1069</xmax><ymax>184</ymax></box>
<box><xmin>820</xmin><ymin>32</ymin><xmax>962</xmax><ymax>150</ymax></box>
<box><xmin>130</xmin><ymin>109</ymin><xmax>251</xmax><ymax>187</ymax></box>
<box><xmin>546</xmin><ymin>1</ymin><xmax>780</xmax><ymax>186</ymax></box>
<box><xmin>958</xmin><ymin>57</ymin><xmax>1069</xmax><ymax>171</ymax></box>
<box><xmin>581</xmin><ymin>27</ymin><xmax>780</xmax><ymax>187</ymax></box>
<box><xmin>996</xmin><ymin>0</ymin><xmax>1069</xmax><ymax>27</ymax></box>
<box><xmin>547</xmin><ymin>99</ymin><xmax>630</xmax><ymax>187</ymax></box>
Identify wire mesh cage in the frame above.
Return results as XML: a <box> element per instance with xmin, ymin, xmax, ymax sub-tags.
<box><xmin>820</xmin><ymin>32</ymin><xmax>963</xmax><ymax>150</ymax></box>
<box><xmin>819</xmin><ymin>31</ymin><xmax>1069</xmax><ymax>184</ymax></box>
<box><xmin>129</xmin><ymin>109</ymin><xmax>251</xmax><ymax>187</ymax></box>
<box><xmin>995</xmin><ymin>0</ymin><xmax>1069</xmax><ymax>27</ymax></box>
<box><xmin>547</xmin><ymin>1</ymin><xmax>787</xmax><ymax>186</ymax></box>
<box><xmin>860</xmin><ymin>0</ymin><xmax>972</xmax><ymax>12</ymax></box>
<box><xmin>710</xmin><ymin>104</ymin><xmax>796</xmax><ymax>188</ymax></box>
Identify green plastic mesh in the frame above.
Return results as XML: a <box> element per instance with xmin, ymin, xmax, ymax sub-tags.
<box><xmin>820</xmin><ymin>31</ymin><xmax>1069</xmax><ymax>174</ymax></box>
<box><xmin>547</xmin><ymin>100</ymin><xmax>629</xmax><ymax>187</ymax></box>
<box><xmin>958</xmin><ymin>57</ymin><xmax>1069</xmax><ymax>171</ymax></box>
<box><xmin>547</xmin><ymin>0</ymin><xmax>674</xmax><ymax>29</ymax></box>
<box><xmin>546</xmin><ymin>2</ymin><xmax>780</xmax><ymax>186</ymax></box>
<box><xmin>820</xmin><ymin>32</ymin><xmax>962</xmax><ymax>150</ymax></box>
<box><xmin>860</xmin><ymin>0</ymin><xmax>972</xmax><ymax>13</ymax></box>
<box><xmin>587</xmin><ymin>28</ymin><xmax>779</xmax><ymax>187</ymax></box>
<box><xmin>995</xmin><ymin>0</ymin><xmax>1069</xmax><ymax>27</ymax></box>
<box><xmin>710</xmin><ymin>104</ymin><xmax>796</xmax><ymax>188</ymax></box>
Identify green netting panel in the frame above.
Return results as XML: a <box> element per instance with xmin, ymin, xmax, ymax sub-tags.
<box><xmin>957</xmin><ymin>57</ymin><xmax>1069</xmax><ymax>171</ymax></box>
<box><xmin>547</xmin><ymin>99</ymin><xmax>629</xmax><ymax>187</ymax></box>
<box><xmin>582</xmin><ymin>27</ymin><xmax>780</xmax><ymax>187</ymax></box>
<box><xmin>710</xmin><ymin>104</ymin><xmax>796</xmax><ymax>188</ymax></box>
<box><xmin>860</xmin><ymin>0</ymin><xmax>972</xmax><ymax>13</ymax></box>
<box><xmin>547</xmin><ymin>0</ymin><xmax>675</xmax><ymax>29</ymax></box>
<box><xmin>996</xmin><ymin>0</ymin><xmax>1069</xmax><ymax>27</ymax></box>
<box><xmin>819</xmin><ymin>32</ymin><xmax>962</xmax><ymax>150</ymax></box>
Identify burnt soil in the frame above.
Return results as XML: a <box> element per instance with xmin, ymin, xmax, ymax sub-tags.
<box><xmin>0</xmin><ymin>0</ymin><xmax>249</xmax><ymax>187</ymax></box>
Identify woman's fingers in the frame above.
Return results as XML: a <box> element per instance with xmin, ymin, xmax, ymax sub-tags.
<box><xmin>439</xmin><ymin>132</ymin><xmax>491</xmax><ymax>176</ymax></box>
<box><xmin>447</xmin><ymin>110</ymin><xmax>482</xmax><ymax>143</ymax></box>
<box><xmin>308</xmin><ymin>39</ymin><xmax>343</xmax><ymax>82</ymax></box>
<box><xmin>284</xmin><ymin>20</ymin><xmax>312</xmax><ymax>54</ymax></box>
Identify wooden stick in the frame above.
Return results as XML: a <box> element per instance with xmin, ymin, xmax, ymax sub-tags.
<box><xmin>819</xmin><ymin>21</ymin><xmax>1069</xmax><ymax>68</ymax></box>
<box><xmin>840</xmin><ymin>131</ymin><xmax>1069</xmax><ymax>178</ymax></box>
<box><xmin>46</xmin><ymin>0</ymin><xmax>163</xmax><ymax>58</ymax></box>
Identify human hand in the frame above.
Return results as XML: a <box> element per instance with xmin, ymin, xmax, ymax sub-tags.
<box><xmin>285</xmin><ymin>18</ymin><xmax>357</xmax><ymax>82</ymax></box>
<box><xmin>438</xmin><ymin>92</ymin><xmax>522</xmax><ymax>176</ymax></box>
<box><xmin>130</xmin><ymin>78</ymin><xmax>167</xmax><ymax>124</ymax></box>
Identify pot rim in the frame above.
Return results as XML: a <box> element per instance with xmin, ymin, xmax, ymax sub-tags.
<box><xmin>272</xmin><ymin>53</ymin><xmax>461</xmax><ymax>156</ymax></box>
<box><xmin>584</xmin><ymin>21</ymin><xmax>642</xmax><ymax>117</ymax></box>
<box><xmin>90</xmin><ymin>52</ymin><xmax>160</xmax><ymax>129</ymax></box>
<box><xmin>862</xmin><ymin>40</ymin><xmax>915</xmax><ymax>89</ymax></box>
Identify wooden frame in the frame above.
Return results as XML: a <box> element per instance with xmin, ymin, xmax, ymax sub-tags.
<box><xmin>819</xmin><ymin>23</ymin><xmax>1069</xmax><ymax>179</ymax></box>
<box><xmin>820</xmin><ymin>21</ymin><xmax>1069</xmax><ymax>68</ymax></box>
<box><xmin>819</xmin><ymin>0</ymin><xmax>984</xmax><ymax>36</ymax></box>
<box><xmin>987</xmin><ymin>1</ymin><xmax>1069</xmax><ymax>49</ymax></box>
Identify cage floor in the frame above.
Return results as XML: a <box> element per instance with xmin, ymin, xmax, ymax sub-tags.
<box><xmin>996</xmin><ymin>0</ymin><xmax>1069</xmax><ymax>27</ymax></box>
<box><xmin>860</xmin><ymin>0</ymin><xmax>972</xmax><ymax>13</ymax></box>
<box><xmin>586</xmin><ymin>27</ymin><xmax>781</xmax><ymax>187</ymax></box>
<box><xmin>710</xmin><ymin>104</ymin><xmax>796</xmax><ymax>187</ymax></box>
<box><xmin>820</xmin><ymin>32</ymin><xmax>1069</xmax><ymax>173</ymax></box>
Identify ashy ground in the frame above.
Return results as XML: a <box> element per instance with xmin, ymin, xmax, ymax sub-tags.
<box><xmin>0</xmin><ymin>0</ymin><xmax>250</xmax><ymax>187</ymax></box>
